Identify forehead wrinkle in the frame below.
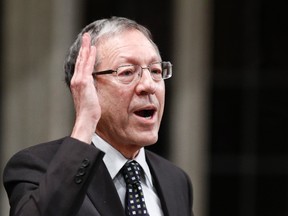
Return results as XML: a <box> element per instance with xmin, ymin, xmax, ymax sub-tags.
<box><xmin>97</xmin><ymin>31</ymin><xmax>161</xmax><ymax>69</ymax></box>
<box><xmin>117</xmin><ymin>55</ymin><xmax>161</xmax><ymax>65</ymax></box>
<box><xmin>105</xmin><ymin>44</ymin><xmax>160</xmax><ymax>64</ymax></box>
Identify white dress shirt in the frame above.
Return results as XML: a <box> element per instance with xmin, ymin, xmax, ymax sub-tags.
<box><xmin>92</xmin><ymin>134</ymin><xmax>163</xmax><ymax>216</ymax></box>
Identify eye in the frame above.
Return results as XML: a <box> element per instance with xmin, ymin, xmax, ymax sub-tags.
<box><xmin>151</xmin><ymin>68</ymin><xmax>162</xmax><ymax>75</ymax></box>
<box><xmin>150</xmin><ymin>64</ymin><xmax>163</xmax><ymax>80</ymax></box>
<box><xmin>149</xmin><ymin>63</ymin><xmax>162</xmax><ymax>75</ymax></box>
<box><xmin>117</xmin><ymin>65</ymin><xmax>136</xmax><ymax>77</ymax></box>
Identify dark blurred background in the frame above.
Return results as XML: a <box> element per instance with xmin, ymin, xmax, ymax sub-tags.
<box><xmin>211</xmin><ymin>0</ymin><xmax>288</xmax><ymax>215</ymax></box>
<box><xmin>1</xmin><ymin>0</ymin><xmax>287</xmax><ymax>216</ymax></box>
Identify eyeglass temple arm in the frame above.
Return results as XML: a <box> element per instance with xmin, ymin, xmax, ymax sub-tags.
<box><xmin>92</xmin><ymin>70</ymin><xmax>115</xmax><ymax>76</ymax></box>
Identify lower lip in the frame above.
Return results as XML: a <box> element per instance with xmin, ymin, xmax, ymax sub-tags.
<box><xmin>133</xmin><ymin>112</ymin><xmax>157</xmax><ymax>124</ymax></box>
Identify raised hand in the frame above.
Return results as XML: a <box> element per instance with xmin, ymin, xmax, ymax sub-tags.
<box><xmin>70</xmin><ymin>33</ymin><xmax>101</xmax><ymax>144</ymax></box>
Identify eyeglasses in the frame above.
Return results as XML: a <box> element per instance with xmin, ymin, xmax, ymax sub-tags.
<box><xmin>92</xmin><ymin>61</ymin><xmax>172</xmax><ymax>85</ymax></box>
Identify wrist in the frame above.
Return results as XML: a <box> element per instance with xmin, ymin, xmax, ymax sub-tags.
<box><xmin>71</xmin><ymin>118</ymin><xmax>97</xmax><ymax>144</ymax></box>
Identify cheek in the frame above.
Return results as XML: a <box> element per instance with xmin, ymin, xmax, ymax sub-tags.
<box><xmin>157</xmin><ymin>84</ymin><xmax>165</xmax><ymax>105</ymax></box>
<box><xmin>157</xmin><ymin>86</ymin><xmax>166</xmax><ymax>118</ymax></box>
<box><xmin>114</xmin><ymin>88</ymin><xmax>133</xmax><ymax>107</ymax></box>
<box><xmin>98</xmin><ymin>86</ymin><xmax>133</xmax><ymax>115</ymax></box>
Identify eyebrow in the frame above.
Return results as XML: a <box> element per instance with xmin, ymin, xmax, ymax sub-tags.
<box><xmin>117</xmin><ymin>55</ymin><xmax>162</xmax><ymax>66</ymax></box>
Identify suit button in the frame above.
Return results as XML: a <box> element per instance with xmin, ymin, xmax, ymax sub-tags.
<box><xmin>81</xmin><ymin>158</ymin><xmax>90</xmax><ymax>168</ymax></box>
<box><xmin>76</xmin><ymin>167</ymin><xmax>86</xmax><ymax>177</ymax></box>
<box><xmin>74</xmin><ymin>176</ymin><xmax>83</xmax><ymax>184</ymax></box>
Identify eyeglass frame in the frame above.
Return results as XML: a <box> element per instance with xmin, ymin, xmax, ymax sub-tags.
<box><xmin>92</xmin><ymin>61</ymin><xmax>172</xmax><ymax>84</ymax></box>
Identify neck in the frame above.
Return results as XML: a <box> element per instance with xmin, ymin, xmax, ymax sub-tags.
<box><xmin>109</xmin><ymin>142</ymin><xmax>141</xmax><ymax>159</ymax></box>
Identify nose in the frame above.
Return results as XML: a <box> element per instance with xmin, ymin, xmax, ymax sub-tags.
<box><xmin>135</xmin><ymin>68</ymin><xmax>157</xmax><ymax>95</ymax></box>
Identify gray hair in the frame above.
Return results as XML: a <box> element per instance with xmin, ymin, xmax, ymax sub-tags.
<box><xmin>64</xmin><ymin>16</ymin><xmax>160</xmax><ymax>87</ymax></box>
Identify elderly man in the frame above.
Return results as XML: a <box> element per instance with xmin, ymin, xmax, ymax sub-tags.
<box><xmin>3</xmin><ymin>17</ymin><xmax>193</xmax><ymax>216</ymax></box>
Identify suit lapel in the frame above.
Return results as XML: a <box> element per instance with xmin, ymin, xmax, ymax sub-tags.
<box><xmin>85</xmin><ymin>149</ymin><xmax>176</xmax><ymax>216</ymax></box>
<box><xmin>87</xmin><ymin>159</ymin><xmax>125</xmax><ymax>216</ymax></box>
<box><xmin>146</xmin><ymin>152</ymin><xmax>176</xmax><ymax>216</ymax></box>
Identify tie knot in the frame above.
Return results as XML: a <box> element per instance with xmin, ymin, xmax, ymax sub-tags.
<box><xmin>122</xmin><ymin>160</ymin><xmax>142</xmax><ymax>185</ymax></box>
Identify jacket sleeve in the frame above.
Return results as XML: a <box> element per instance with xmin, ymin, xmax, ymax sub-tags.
<box><xmin>3</xmin><ymin>137</ymin><xmax>103</xmax><ymax>216</ymax></box>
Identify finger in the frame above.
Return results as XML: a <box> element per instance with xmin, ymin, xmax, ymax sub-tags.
<box><xmin>74</xmin><ymin>45</ymin><xmax>83</xmax><ymax>80</ymax></box>
<box><xmin>80</xmin><ymin>33</ymin><xmax>92</xmax><ymax>77</ymax></box>
<box><xmin>74</xmin><ymin>33</ymin><xmax>91</xmax><ymax>80</ymax></box>
<box><xmin>85</xmin><ymin>45</ymin><xmax>97</xmax><ymax>76</ymax></box>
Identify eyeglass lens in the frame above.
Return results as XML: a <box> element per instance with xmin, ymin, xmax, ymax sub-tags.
<box><xmin>116</xmin><ymin>62</ymin><xmax>171</xmax><ymax>84</ymax></box>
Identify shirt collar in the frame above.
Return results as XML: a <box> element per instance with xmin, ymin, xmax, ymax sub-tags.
<box><xmin>92</xmin><ymin>133</ymin><xmax>153</xmax><ymax>185</ymax></box>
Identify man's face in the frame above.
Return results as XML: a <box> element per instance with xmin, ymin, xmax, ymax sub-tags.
<box><xmin>95</xmin><ymin>30</ymin><xmax>165</xmax><ymax>156</ymax></box>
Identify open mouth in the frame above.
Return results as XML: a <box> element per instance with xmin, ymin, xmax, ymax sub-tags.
<box><xmin>134</xmin><ymin>109</ymin><xmax>156</xmax><ymax>119</ymax></box>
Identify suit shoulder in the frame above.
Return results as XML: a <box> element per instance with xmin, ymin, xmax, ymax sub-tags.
<box><xmin>7</xmin><ymin>137</ymin><xmax>66</xmax><ymax>161</ymax></box>
<box><xmin>4</xmin><ymin>137</ymin><xmax>67</xmax><ymax>173</ymax></box>
<box><xmin>3</xmin><ymin>136</ymin><xmax>102</xmax><ymax>185</ymax></box>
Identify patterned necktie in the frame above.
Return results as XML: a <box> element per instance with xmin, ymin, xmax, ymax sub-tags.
<box><xmin>121</xmin><ymin>160</ymin><xmax>150</xmax><ymax>216</ymax></box>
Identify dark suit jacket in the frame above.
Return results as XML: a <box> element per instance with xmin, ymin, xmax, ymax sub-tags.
<box><xmin>3</xmin><ymin>137</ymin><xmax>193</xmax><ymax>216</ymax></box>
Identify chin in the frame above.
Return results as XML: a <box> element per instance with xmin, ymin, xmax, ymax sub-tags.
<box><xmin>135</xmin><ymin>134</ymin><xmax>158</xmax><ymax>147</ymax></box>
